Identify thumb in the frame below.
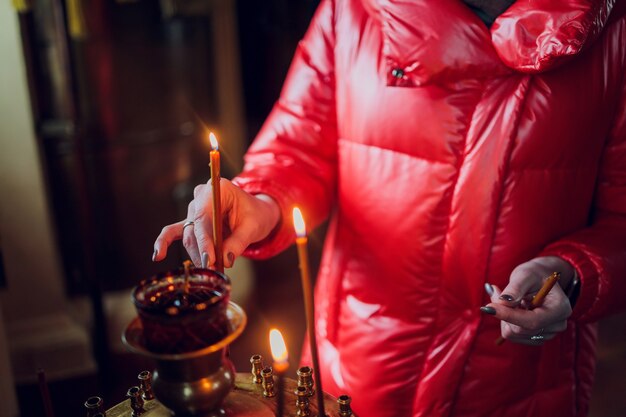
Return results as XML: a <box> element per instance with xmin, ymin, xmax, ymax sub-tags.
<box><xmin>498</xmin><ymin>267</ymin><xmax>540</xmax><ymax>307</ymax></box>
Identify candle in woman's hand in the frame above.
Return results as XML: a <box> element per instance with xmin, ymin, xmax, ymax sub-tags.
<box><xmin>209</xmin><ymin>132</ymin><xmax>224</xmax><ymax>273</ymax></box>
<box><xmin>270</xmin><ymin>329</ymin><xmax>288</xmax><ymax>417</ymax></box>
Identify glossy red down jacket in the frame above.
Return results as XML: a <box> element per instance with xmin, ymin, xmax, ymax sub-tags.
<box><xmin>233</xmin><ymin>0</ymin><xmax>626</xmax><ymax>416</ymax></box>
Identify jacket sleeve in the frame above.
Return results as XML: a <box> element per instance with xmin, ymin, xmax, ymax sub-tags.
<box><xmin>541</xmin><ymin>76</ymin><xmax>626</xmax><ymax>323</ymax></box>
<box><xmin>232</xmin><ymin>0</ymin><xmax>337</xmax><ymax>259</ymax></box>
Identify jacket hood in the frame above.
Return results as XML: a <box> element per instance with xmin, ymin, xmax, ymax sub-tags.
<box><xmin>361</xmin><ymin>0</ymin><xmax>616</xmax><ymax>83</ymax></box>
<box><xmin>492</xmin><ymin>0</ymin><xmax>616</xmax><ymax>72</ymax></box>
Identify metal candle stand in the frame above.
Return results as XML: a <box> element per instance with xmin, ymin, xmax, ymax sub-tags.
<box><xmin>91</xmin><ymin>371</ymin><xmax>353</xmax><ymax>417</ymax></box>
<box><xmin>86</xmin><ymin>300</ymin><xmax>355</xmax><ymax>417</ymax></box>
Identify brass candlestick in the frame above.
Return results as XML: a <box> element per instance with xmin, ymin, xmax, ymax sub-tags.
<box><xmin>261</xmin><ymin>367</ymin><xmax>275</xmax><ymax>398</ymax></box>
<box><xmin>84</xmin><ymin>396</ymin><xmax>104</xmax><ymax>416</ymax></box>
<box><xmin>337</xmin><ymin>395</ymin><xmax>353</xmax><ymax>417</ymax></box>
<box><xmin>295</xmin><ymin>386</ymin><xmax>311</xmax><ymax>416</ymax></box>
<box><xmin>126</xmin><ymin>387</ymin><xmax>144</xmax><ymax>417</ymax></box>
<box><xmin>297</xmin><ymin>366</ymin><xmax>315</xmax><ymax>397</ymax></box>
<box><xmin>95</xmin><ymin>373</ymin><xmax>359</xmax><ymax>417</ymax></box>
<box><xmin>137</xmin><ymin>371</ymin><xmax>155</xmax><ymax>401</ymax></box>
<box><xmin>250</xmin><ymin>354</ymin><xmax>264</xmax><ymax>384</ymax></box>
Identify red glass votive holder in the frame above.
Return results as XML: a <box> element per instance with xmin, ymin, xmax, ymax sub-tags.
<box><xmin>132</xmin><ymin>267</ymin><xmax>231</xmax><ymax>354</ymax></box>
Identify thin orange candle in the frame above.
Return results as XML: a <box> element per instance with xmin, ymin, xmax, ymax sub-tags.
<box><xmin>292</xmin><ymin>207</ymin><xmax>326</xmax><ymax>417</ymax></box>
<box><xmin>209</xmin><ymin>132</ymin><xmax>224</xmax><ymax>273</ymax></box>
<box><xmin>530</xmin><ymin>272</ymin><xmax>560</xmax><ymax>309</ymax></box>
<box><xmin>270</xmin><ymin>328</ymin><xmax>288</xmax><ymax>417</ymax></box>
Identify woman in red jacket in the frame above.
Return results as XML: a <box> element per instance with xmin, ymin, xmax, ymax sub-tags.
<box><xmin>154</xmin><ymin>0</ymin><xmax>626</xmax><ymax>416</ymax></box>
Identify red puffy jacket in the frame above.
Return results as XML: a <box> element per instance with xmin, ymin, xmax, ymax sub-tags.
<box><xmin>234</xmin><ymin>0</ymin><xmax>626</xmax><ymax>416</ymax></box>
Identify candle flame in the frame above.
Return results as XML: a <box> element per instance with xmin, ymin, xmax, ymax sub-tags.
<box><xmin>209</xmin><ymin>132</ymin><xmax>219</xmax><ymax>151</ymax></box>
<box><xmin>292</xmin><ymin>207</ymin><xmax>306</xmax><ymax>238</ymax></box>
<box><xmin>269</xmin><ymin>328</ymin><xmax>288</xmax><ymax>363</ymax></box>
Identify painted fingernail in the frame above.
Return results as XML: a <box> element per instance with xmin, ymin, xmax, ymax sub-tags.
<box><xmin>227</xmin><ymin>252</ymin><xmax>235</xmax><ymax>266</ymax></box>
<box><xmin>499</xmin><ymin>294</ymin><xmax>514</xmax><ymax>302</ymax></box>
<box><xmin>201</xmin><ymin>252</ymin><xmax>209</xmax><ymax>268</ymax></box>
<box><xmin>480</xmin><ymin>306</ymin><xmax>496</xmax><ymax>315</ymax></box>
<box><xmin>152</xmin><ymin>249</ymin><xmax>158</xmax><ymax>262</ymax></box>
<box><xmin>484</xmin><ymin>283</ymin><xmax>494</xmax><ymax>297</ymax></box>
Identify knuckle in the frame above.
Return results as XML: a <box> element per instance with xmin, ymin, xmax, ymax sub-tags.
<box><xmin>511</xmin><ymin>264</ymin><xmax>530</xmax><ymax>276</ymax></box>
<box><xmin>182</xmin><ymin>235</ymin><xmax>194</xmax><ymax>248</ymax></box>
<box><xmin>193</xmin><ymin>184</ymin><xmax>205</xmax><ymax>198</ymax></box>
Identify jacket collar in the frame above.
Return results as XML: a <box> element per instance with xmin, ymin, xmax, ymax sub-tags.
<box><xmin>361</xmin><ymin>0</ymin><xmax>616</xmax><ymax>85</ymax></box>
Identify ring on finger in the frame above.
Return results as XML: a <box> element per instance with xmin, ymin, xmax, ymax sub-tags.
<box><xmin>530</xmin><ymin>328</ymin><xmax>545</xmax><ymax>341</ymax></box>
<box><xmin>183</xmin><ymin>220</ymin><xmax>195</xmax><ymax>230</ymax></box>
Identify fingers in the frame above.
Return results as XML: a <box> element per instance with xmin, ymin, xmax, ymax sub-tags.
<box><xmin>153</xmin><ymin>220</ymin><xmax>186</xmax><ymax>261</ymax></box>
<box><xmin>192</xmin><ymin>210</ymin><xmax>216</xmax><ymax>269</ymax></box>
<box><xmin>486</xmin><ymin>282</ymin><xmax>572</xmax><ymax>328</ymax></box>
<box><xmin>483</xmin><ymin>277</ymin><xmax>573</xmax><ymax>346</ymax></box>
<box><xmin>189</xmin><ymin>181</ymin><xmax>217</xmax><ymax>267</ymax></box>
<box><xmin>152</xmin><ymin>186</ymin><xmax>213</xmax><ymax>265</ymax></box>
<box><xmin>497</xmin><ymin>266</ymin><xmax>544</xmax><ymax>307</ymax></box>
<box><xmin>499</xmin><ymin>320</ymin><xmax>568</xmax><ymax>345</ymax></box>
<box><xmin>486</xmin><ymin>283</ymin><xmax>501</xmax><ymax>303</ymax></box>
<box><xmin>153</xmin><ymin>178</ymin><xmax>269</xmax><ymax>268</ymax></box>
<box><xmin>487</xmin><ymin>303</ymin><xmax>550</xmax><ymax>330</ymax></box>
<box><xmin>502</xmin><ymin>320</ymin><xmax>567</xmax><ymax>337</ymax></box>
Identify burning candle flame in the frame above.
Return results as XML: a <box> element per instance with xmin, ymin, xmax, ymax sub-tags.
<box><xmin>292</xmin><ymin>207</ymin><xmax>306</xmax><ymax>238</ymax></box>
<box><xmin>209</xmin><ymin>132</ymin><xmax>219</xmax><ymax>151</ymax></box>
<box><xmin>269</xmin><ymin>328</ymin><xmax>288</xmax><ymax>364</ymax></box>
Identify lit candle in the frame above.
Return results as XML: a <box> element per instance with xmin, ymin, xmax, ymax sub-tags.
<box><xmin>209</xmin><ymin>132</ymin><xmax>224</xmax><ymax>273</ymax></box>
<box><xmin>292</xmin><ymin>207</ymin><xmax>326</xmax><ymax>417</ymax></box>
<box><xmin>270</xmin><ymin>328</ymin><xmax>288</xmax><ymax>417</ymax></box>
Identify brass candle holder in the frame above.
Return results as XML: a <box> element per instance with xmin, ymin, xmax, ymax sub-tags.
<box><xmin>90</xmin><ymin>370</ymin><xmax>358</xmax><ymax>417</ymax></box>
<box><xmin>295</xmin><ymin>386</ymin><xmax>311</xmax><ymax>416</ymax></box>
<box><xmin>126</xmin><ymin>386</ymin><xmax>144</xmax><ymax>417</ymax></box>
<box><xmin>261</xmin><ymin>367</ymin><xmax>276</xmax><ymax>398</ymax></box>
<box><xmin>337</xmin><ymin>395</ymin><xmax>353</xmax><ymax>417</ymax></box>
<box><xmin>297</xmin><ymin>366</ymin><xmax>315</xmax><ymax>397</ymax></box>
<box><xmin>137</xmin><ymin>371</ymin><xmax>155</xmax><ymax>401</ymax></box>
<box><xmin>85</xmin><ymin>396</ymin><xmax>104</xmax><ymax>416</ymax></box>
<box><xmin>250</xmin><ymin>354</ymin><xmax>264</xmax><ymax>384</ymax></box>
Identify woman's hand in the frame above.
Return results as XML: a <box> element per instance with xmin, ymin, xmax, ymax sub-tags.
<box><xmin>482</xmin><ymin>256</ymin><xmax>575</xmax><ymax>345</ymax></box>
<box><xmin>153</xmin><ymin>179</ymin><xmax>281</xmax><ymax>268</ymax></box>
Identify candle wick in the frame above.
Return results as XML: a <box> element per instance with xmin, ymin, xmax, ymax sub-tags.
<box><xmin>183</xmin><ymin>260</ymin><xmax>192</xmax><ymax>295</ymax></box>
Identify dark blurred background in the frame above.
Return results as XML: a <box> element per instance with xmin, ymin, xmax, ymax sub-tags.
<box><xmin>3</xmin><ymin>0</ymin><xmax>321</xmax><ymax>415</ymax></box>
<box><xmin>0</xmin><ymin>0</ymin><xmax>624</xmax><ymax>416</ymax></box>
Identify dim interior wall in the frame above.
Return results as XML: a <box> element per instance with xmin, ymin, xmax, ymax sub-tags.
<box><xmin>0</xmin><ymin>2</ymin><xmax>95</xmax><ymax>384</ymax></box>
